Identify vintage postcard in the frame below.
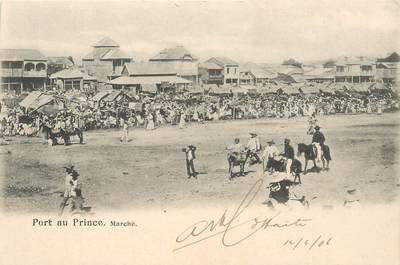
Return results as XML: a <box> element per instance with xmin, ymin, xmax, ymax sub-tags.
<box><xmin>0</xmin><ymin>0</ymin><xmax>399</xmax><ymax>264</ymax></box>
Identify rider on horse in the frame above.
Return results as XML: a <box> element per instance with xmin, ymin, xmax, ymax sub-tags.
<box><xmin>228</xmin><ymin>138</ymin><xmax>244</xmax><ymax>159</ymax></box>
<box><xmin>312</xmin><ymin>125</ymin><xmax>325</xmax><ymax>162</ymax></box>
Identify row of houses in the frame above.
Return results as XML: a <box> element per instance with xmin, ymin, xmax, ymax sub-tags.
<box><xmin>1</xmin><ymin>36</ymin><xmax>399</xmax><ymax>94</ymax></box>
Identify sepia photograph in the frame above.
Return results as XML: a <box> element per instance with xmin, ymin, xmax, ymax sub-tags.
<box><xmin>0</xmin><ymin>0</ymin><xmax>399</xmax><ymax>264</ymax></box>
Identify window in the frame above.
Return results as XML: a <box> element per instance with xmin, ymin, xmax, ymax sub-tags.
<box><xmin>24</xmin><ymin>63</ymin><xmax>35</xmax><ymax>71</ymax></box>
<box><xmin>36</xmin><ymin>63</ymin><xmax>46</xmax><ymax>71</ymax></box>
<box><xmin>234</xmin><ymin>68</ymin><xmax>237</xmax><ymax>74</ymax></box>
<box><xmin>227</xmin><ymin>67</ymin><xmax>230</xmax><ymax>74</ymax></box>
<box><xmin>361</xmin><ymin>65</ymin><xmax>372</xmax><ymax>72</ymax></box>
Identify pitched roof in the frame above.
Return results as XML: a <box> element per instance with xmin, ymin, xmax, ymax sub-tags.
<box><xmin>101</xmin><ymin>49</ymin><xmax>132</xmax><ymax>60</ymax></box>
<box><xmin>124</xmin><ymin>62</ymin><xmax>177</xmax><ymax>76</ymax></box>
<box><xmin>377</xmin><ymin>52</ymin><xmax>400</xmax><ymax>63</ymax></box>
<box><xmin>82</xmin><ymin>47</ymin><xmax>132</xmax><ymax>61</ymax></box>
<box><xmin>0</xmin><ymin>49</ymin><xmax>47</xmax><ymax>61</ymax></box>
<box><xmin>47</xmin><ymin>56</ymin><xmax>74</xmax><ymax>67</ymax></box>
<box><xmin>50</xmin><ymin>68</ymin><xmax>97</xmax><ymax>80</ymax></box>
<box><xmin>199</xmin><ymin>62</ymin><xmax>223</xmax><ymax>70</ymax></box>
<box><xmin>109</xmin><ymin>75</ymin><xmax>192</xmax><ymax>85</ymax></box>
<box><xmin>93</xmin><ymin>37</ymin><xmax>119</xmax><ymax>47</ymax></box>
<box><xmin>207</xmin><ymin>57</ymin><xmax>239</xmax><ymax>66</ymax></box>
<box><xmin>149</xmin><ymin>45</ymin><xmax>198</xmax><ymax>61</ymax></box>
<box><xmin>303</xmin><ymin>67</ymin><xmax>335</xmax><ymax>80</ymax></box>
<box><xmin>239</xmin><ymin>62</ymin><xmax>276</xmax><ymax>79</ymax></box>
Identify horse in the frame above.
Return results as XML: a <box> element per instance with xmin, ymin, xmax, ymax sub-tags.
<box><xmin>227</xmin><ymin>150</ymin><xmax>249</xmax><ymax>180</ymax></box>
<box><xmin>40</xmin><ymin>124</ymin><xmax>83</xmax><ymax>145</ymax></box>
<box><xmin>297</xmin><ymin>143</ymin><xmax>331</xmax><ymax>173</ymax></box>
<box><xmin>265</xmin><ymin>158</ymin><xmax>302</xmax><ymax>184</ymax></box>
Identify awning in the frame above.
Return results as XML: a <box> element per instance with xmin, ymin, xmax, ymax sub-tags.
<box><xmin>30</xmin><ymin>95</ymin><xmax>55</xmax><ymax>111</ymax></box>
<box><xmin>109</xmin><ymin>75</ymin><xmax>192</xmax><ymax>85</ymax></box>
<box><xmin>19</xmin><ymin>91</ymin><xmax>43</xmax><ymax>109</ymax></box>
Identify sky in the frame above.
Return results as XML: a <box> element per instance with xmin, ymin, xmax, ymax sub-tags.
<box><xmin>0</xmin><ymin>0</ymin><xmax>399</xmax><ymax>64</ymax></box>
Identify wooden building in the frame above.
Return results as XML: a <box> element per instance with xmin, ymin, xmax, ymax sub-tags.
<box><xmin>82</xmin><ymin>37</ymin><xmax>133</xmax><ymax>82</ymax></box>
<box><xmin>204</xmin><ymin>57</ymin><xmax>240</xmax><ymax>85</ymax></box>
<box><xmin>0</xmin><ymin>49</ymin><xmax>47</xmax><ymax>94</ymax></box>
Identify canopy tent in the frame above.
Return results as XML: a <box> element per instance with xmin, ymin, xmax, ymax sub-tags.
<box><xmin>92</xmin><ymin>91</ymin><xmax>111</xmax><ymax>102</ymax></box>
<box><xmin>19</xmin><ymin>91</ymin><xmax>43</xmax><ymax>109</ymax></box>
<box><xmin>29</xmin><ymin>94</ymin><xmax>55</xmax><ymax>110</ymax></box>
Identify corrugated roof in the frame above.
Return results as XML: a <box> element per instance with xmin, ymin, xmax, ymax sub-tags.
<box><xmin>93</xmin><ymin>37</ymin><xmax>119</xmax><ymax>47</ymax></box>
<box><xmin>149</xmin><ymin>46</ymin><xmax>198</xmax><ymax>61</ymax></box>
<box><xmin>0</xmin><ymin>49</ymin><xmax>47</xmax><ymax>61</ymax></box>
<box><xmin>377</xmin><ymin>52</ymin><xmax>400</xmax><ymax>63</ymax></box>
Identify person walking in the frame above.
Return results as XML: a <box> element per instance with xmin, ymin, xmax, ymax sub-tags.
<box><xmin>183</xmin><ymin>145</ymin><xmax>198</xmax><ymax>179</ymax></box>
<box><xmin>282</xmin><ymin>138</ymin><xmax>294</xmax><ymax>178</ymax></box>
<box><xmin>120</xmin><ymin>118</ymin><xmax>129</xmax><ymax>142</ymax></box>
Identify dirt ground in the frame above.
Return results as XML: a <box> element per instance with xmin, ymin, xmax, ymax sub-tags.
<box><xmin>1</xmin><ymin>113</ymin><xmax>399</xmax><ymax>213</ymax></box>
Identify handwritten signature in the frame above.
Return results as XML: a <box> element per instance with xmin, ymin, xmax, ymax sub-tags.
<box><xmin>174</xmin><ymin>178</ymin><xmax>312</xmax><ymax>251</ymax></box>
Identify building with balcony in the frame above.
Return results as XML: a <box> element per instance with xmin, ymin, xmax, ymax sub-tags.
<box><xmin>82</xmin><ymin>37</ymin><xmax>133</xmax><ymax>82</ymax></box>
<box><xmin>204</xmin><ymin>57</ymin><xmax>239</xmax><ymax>85</ymax></box>
<box><xmin>335</xmin><ymin>56</ymin><xmax>376</xmax><ymax>83</ymax></box>
<box><xmin>0</xmin><ymin>49</ymin><xmax>47</xmax><ymax>94</ymax></box>
<box><xmin>375</xmin><ymin>52</ymin><xmax>399</xmax><ymax>84</ymax></box>
<box><xmin>198</xmin><ymin>62</ymin><xmax>224</xmax><ymax>86</ymax></box>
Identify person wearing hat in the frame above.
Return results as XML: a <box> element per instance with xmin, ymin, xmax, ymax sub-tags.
<box><xmin>182</xmin><ymin>145</ymin><xmax>198</xmax><ymax>179</ymax></box>
<box><xmin>282</xmin><ymin>138</ymin><xmax>295</xmax><ymax>177</ymax></box>
<box><xmin>262</xmin><ymin>140</ymin><xmax>279</xmax><ymax>171</ymax></box>
<box><xmin>246</xmin><ymin>132</ymin><xmax>261</xmax><ymax>164</ymax></box>
<box><xmin>311</xmin><ymin>125</ymin><xmax>325</xmax><ymax>162</ymax></box>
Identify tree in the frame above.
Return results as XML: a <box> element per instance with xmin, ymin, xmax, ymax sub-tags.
<box><xmin>323</xmin><ymin>60</ymin><xmax>335</xmax><ymax>68</ymax></box>
<box><xmin>282</xmin><ymin>58</ymin><xmax>302</xmax><ymax>68</ymax></box>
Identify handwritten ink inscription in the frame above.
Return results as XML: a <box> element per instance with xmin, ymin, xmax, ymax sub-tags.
<box><xmin>283</xmin><ymin>235</ymin><xmax>333</xmax><ymax>251</ymax></box>
<box><xmin>174</xmin><ymin>178</ymin><xmax>330</xmax><ymax>252</ymax></box>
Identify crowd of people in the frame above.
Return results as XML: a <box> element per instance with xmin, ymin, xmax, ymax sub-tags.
<box><xmin>0</xmin><ymin>83</ymin><xmax>398</xmax><ymax>140</ymax></box>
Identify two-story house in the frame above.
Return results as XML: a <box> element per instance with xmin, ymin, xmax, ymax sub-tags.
<box><xmin>0</xmin><ymin>49</ymin><xmax>47</xmax><ymax>94</ymax></box>
<box><xmin>204</xmin><ymin>57</ymin><xmax>239</xmax><ymax>85</ymax></box>
<box><xmin>335</xmin><ymin>56</ymin><xmax>375</xmax><ymax>83</ymax></box>
<box><xmin>82</xmin><ymin>37</ymin><xmax>133</xmax><ymax>82</ymax></box>
<box><xmin>198</xmin><ymin>62</ymin><xmax>224</xmax><ymax>86</ymax></box>
<box><xmin>375</xmin><ymin>52</ymin><xmax>399</xmax><ymax>84</ymax></box>
<box><xmin>149</xmin><ymin>45</ymin><xmax>198</xmax><ymax>85</ymax></box>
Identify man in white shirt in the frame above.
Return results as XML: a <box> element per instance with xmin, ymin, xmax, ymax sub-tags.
<box><xmin>262</xmin><ymin>140</ymin><xmax>279</xmax><ymax>171</ymax></box>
